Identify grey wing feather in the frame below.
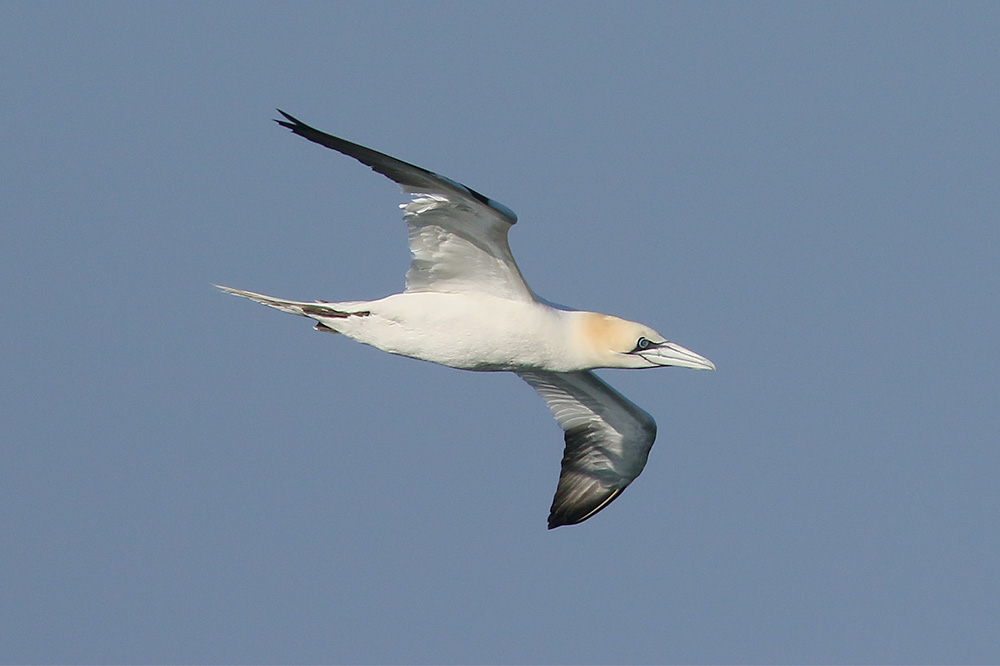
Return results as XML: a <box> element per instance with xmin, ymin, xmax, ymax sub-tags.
<box><xmin>275</xmin><ymin>110</ymin><xmax>533</xmax><ymax>301</ymax></box>
<box><xmin>517</xmin><ymin>370</ymin><xmax>657</xmax><ymax>528</ymax></box>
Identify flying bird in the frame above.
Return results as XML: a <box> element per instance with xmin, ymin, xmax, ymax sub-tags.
<box><xmin>219</xmin><ymin>111</ymin><xmax>715</xmax><ymax>528</ymax></box>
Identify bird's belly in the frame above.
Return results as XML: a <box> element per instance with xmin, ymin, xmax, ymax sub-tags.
<box><xmin>338</xmin><ymin>293</ymin><xmax>565</xmax><ymax>371</ymax></box>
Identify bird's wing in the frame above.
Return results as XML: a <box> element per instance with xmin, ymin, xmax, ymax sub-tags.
<box><xmin>516</xmin><ymin>370</ymin><xmax>658</xmax><ymax>528</ymax></box>
<box><xmin>275</xmin><ymin>111</ymin><xmax>534</xmax><ymax>302</ymax></box>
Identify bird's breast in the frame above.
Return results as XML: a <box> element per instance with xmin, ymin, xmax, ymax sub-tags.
<box><xmin>340</xmin><ymin>292</ymin><xmax>576</xmax><ymax>371</ymax></box>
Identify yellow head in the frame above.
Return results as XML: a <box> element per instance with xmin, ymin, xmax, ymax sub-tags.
<box><xmin>575</xmin><ymin>312</ymin><xmax>716</xmax><ymax>371</ymax></box>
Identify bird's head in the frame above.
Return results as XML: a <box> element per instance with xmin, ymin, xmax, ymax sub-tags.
<box><xmin>575</xmin><ymin>312</ymin><xmax>716</xmax><ymax>371</ymax></box>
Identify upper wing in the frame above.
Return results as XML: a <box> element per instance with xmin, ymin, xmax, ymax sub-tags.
<box><xmin>516</xmin><ymin>370</ymin><xmax>658</xmax><ymax>528</ymax></box>
<box><xmin>275</xmin><ymin>111</ymin><xmax>534</xmax><ymax>301</ymax></box>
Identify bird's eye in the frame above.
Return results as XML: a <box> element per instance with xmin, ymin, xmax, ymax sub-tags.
<box><xmin>636</xmin><ymin>337</ymin><xmax>651</xmax><ymax>350</ymax></box>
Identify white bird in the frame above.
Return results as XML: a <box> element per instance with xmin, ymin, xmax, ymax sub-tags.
<box><xmin>219</xmin><ymin>111</ymin><xmax>715</xmax><ymax>528</ymax></box>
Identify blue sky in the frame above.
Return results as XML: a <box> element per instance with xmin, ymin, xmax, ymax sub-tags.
<box><xmin>3</xmin><ymin>2</ymin><xmax>998</xmax><ymax>663</ymax></box>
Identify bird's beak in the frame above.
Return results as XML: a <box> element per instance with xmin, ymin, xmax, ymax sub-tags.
<box><xmin>640</xmin><ymin>341</ymin><xmax>717</xmax><ymax>371</ymax></box>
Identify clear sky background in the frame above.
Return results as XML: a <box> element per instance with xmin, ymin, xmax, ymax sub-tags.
<box><xmin>3</xmin><ymin>2</ymin><xmax>998</xmax><ymax>663</ymax></box>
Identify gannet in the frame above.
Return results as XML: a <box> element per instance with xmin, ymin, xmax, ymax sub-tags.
<box><xmin>219</xmin><ymin>111</ymin><xmax>715</xmax><ymax>528</ymax></box>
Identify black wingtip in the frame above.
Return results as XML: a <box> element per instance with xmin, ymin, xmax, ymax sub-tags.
<box><xmin>547</xmin><ymin>514</ymin><xmax>574</xmax><ymax>529</ymax></box>
<box><xmin>268</xmin><ymin>109</ymin><xmax>518</xmax><ymax>224</ymax></box>
<box><xmin>274</xmin><ymin>108</ymin><xmax>303</xmax><ymax>131</ymax></box>
<box><xmin>547</xmin><ymin>510</ymin><xmax>577</xmax><ymax>529</ymax></box>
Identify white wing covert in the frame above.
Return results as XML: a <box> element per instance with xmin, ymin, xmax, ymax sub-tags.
<box><xmin>517</xmin><ymin>370</ymin><xmax>658</xmax><ymax>528</ymax></box>
<box><xmin>276</xmin><ymin>111</ymin><xmax>533</xmax><ymax>302</ymax></box>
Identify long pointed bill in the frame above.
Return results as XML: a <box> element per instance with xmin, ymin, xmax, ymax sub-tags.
<box><xmin>640</xmin><ymin>341</ymin><xmax>716</xmax><ymax>370</ymax></box>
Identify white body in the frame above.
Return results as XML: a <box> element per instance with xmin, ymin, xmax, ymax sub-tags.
<box><xmin>319</xmin><ymin>293</ymin><xmax>575</xmax><ymax>372</ymax></box>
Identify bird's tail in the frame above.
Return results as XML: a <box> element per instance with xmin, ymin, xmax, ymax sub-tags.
<box><xmin>215</xmin><ymin>285</ymin><xmax>369</xmax><ymax>321</ymax></box>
